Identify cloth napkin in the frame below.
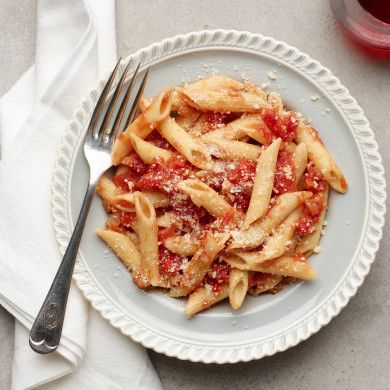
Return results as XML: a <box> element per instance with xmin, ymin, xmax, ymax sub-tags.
<box><xmin>0</xmin><ymin>1</ymin><xmax>162</xmax><ymax>389</ymax></box>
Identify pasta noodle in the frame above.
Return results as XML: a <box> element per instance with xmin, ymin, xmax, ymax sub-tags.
<box><xmin>243</xmin><ymin>138</ymin><xmax>281</xmax><ymax>228</ymax></box>
<box><xmin>229</xmin><ymin>269</ymin><xmax>249</xmax><ymax>310</ymax></box>
<box><xmin>158</xmin><ymin>117</ymin><xmax>212</xmax><ymax>169</ymax></box>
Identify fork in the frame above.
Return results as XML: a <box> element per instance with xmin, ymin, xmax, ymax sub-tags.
<box><xmin>29</xmin><ymin>58</ymin><xmax>149</xmax><ymax>354</ymax></box>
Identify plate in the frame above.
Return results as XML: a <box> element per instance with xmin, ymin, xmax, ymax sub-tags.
<box><xmin>52</xmin><ymin>30</ymin><xmax>386</xmax><ymax>363</ymax></box>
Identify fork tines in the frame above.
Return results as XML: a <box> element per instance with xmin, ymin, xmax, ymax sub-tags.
<box><xmin>89</xmin><ymin>58</ymin><xmax>150</xmax><ymax>148</ymax></box>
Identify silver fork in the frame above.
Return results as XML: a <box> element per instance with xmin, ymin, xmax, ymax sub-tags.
<box><xmin>29</xmin><ymin>58</ymin><xmax>149</xmax><ymax>354</ymax></box>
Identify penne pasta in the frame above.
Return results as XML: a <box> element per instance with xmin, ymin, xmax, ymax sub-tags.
<box><xmin>224</xmin><ymin>254</ymin><xmax>316</xmax><ymax>281</ymax></box>
<box><xmin>96</xmin><ymin>175</ymin><xmax>121</xmax><ymax>203</ymax></box>
<box><xmin>186</xmin><ymin>75</ymin><xmax>244</xmax><ymax>91</ymax></box>
<box><xmin>201</xmin><ymin>113</ymin><xmax>271</xmax><ymax>144</ymax></box>
<box><xmin>229</xmin><ymin>269</ymin><xmax>249</xmax><ymax>310</ymax></box>
<box><xmin>267</xmin><ymin>91</ymin><xmax>284</xmax><ymax>113</ymax></box>
<box><xmin>244</xmin><ymin>138</ymin><xmax>282</xmax><ymax>229</ymax></box>
<box><xmin>129</xmin><ymin>133</ymin><xmax>173</xmax><ymax>163</ymax></box>
<box><xmin>293</xmin><ymin>142</ymin><xmax>308</xmax><ymax>186</ymax></box>
<box><xmin>248</xmin><ymin>273</ymin><xmax>283</xmax><ymax>295</ymax></box>
<box><xmin>164</xmin><ymin>234</ymin><xmax>199</xmax><ymax>257</ymax></box>
<box><xmin>175</xmin><ymin>105</ymin><xmax>202</xmax><ymax>133</ymax></box>
<box><xmin>139</xmin><ymin>97</ymin><xmax>152</xmax><ymax>112</ymax></box>
<box><xmin>186</xmin><ymin>284</ymin><xmax>229</xmax><ymax>317</ymax></box>
<box><xmin>134</xmin><ymin>192</ymin><xmax>160</xmax><ymax>286</ymax></box>
<box><xmin>114</xmin><ymin>164</ymin><xmax>130</xmax><ymax>177</ymax></box>
<box><xmin>96</xmin><ymin>229</ymin><xmax>140</xmax><ymax>272</ymax></box>
<box><xmin>228</xmin><ymin>191</ymin><xmax>312</xmax><ymax>250</ymax></box>
<box><xmin>112</xmin><ymin>90</ymin><xmax>172</xmax><ymax>165</ymax></box>
<box><xmin>158</xmin><ymin>117</ymin><xmax>212</xmax><ymax>169</ymax></box>
<box><xmin>295</xmin><ymin>122</ymin><xmax>347</xmax><ymax>193</ymax></box>
<box><xmin>187</xmin><ymin>113</ymin><xmax>210</xmax><ymax>137</ymax></box>
<box><xmin>109</xmin><ymin>191</ymin><xmax>170</xmax><ymax>212</ymax></box>
<box><xmin>203</xmin><ymin>139</ymin><xmax>262</xmax><ymax>161</ymax></box>
<box><xmin>156</xmin><ymin>211</ymin><xmax>177</xmax><ymax>227</ymax></box>
<box><xmin>169</xmin><ymin>232</ymin><xmax>229</xmax><ymax>297</ymax></box>
<box><xmin>170</xmin><ymin>89</ymin><xmax>186</xmax><ymax>111</ymax></box>
<box><xmin>179</xmin><ymin>88</ymin><xmax>267</xmax><ymax>113</ymax></box>
<box><xmin>232</xmin><ymin>209</ymin><xmax>301</xmax><ymax>266</ymax></box>
<box><xmin>177</xmin><ymin>179</ymin><xmax>235</xmax><ymax>219</ymax></box>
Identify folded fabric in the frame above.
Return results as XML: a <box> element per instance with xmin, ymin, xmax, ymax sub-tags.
<box><xmin>0</xmin><ymin>0</ymin><xmax>162</xmax><ymax>388</ymax></box>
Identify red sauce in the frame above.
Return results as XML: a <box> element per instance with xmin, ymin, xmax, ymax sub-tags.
<box><xmin>144</xmin><ymin>131</ymin><xmax>173</xmax><ymax>150</ymax></box>
<box><xmin>206</xmin><ymin>111</ymin><xmax>235</xmax><ymax>126</ymax></box>
<box><xmin>203</xmin><ymin>159</ymin><xmax>255</xmax><ymax>212</ymax></box>
<box><xmin>261</xmin><ymin>108</ymin><xmax>298</xmax><ymax>141</ymax></box>
<box><xmin>136</xmin><ymin>155</ymin><xmax>191</xmax><ymax>194</ymax></box>
<box><xmin>295</xmin><ymin>216</ymin><xmax>316</xmax><ymax>236</ymax></box>
<box><xmin>273</xmin><ymin>149</ymin><xmax>296</xmax><ymax>195</ymax></box>
<box><xmin>303</xmin><ymin>162</ymin><xmax>327</xmax><ymax>194</ymax></box>
<box><xmin>122</xmin><ymin>153</ymin><xmax>149</xmax><ymax>174</ymax></box>
<box><xmin>159</xmin><ymin>247</ymin><xmax>185</xmax><ymax>276</ymax></box>
<box><xmin>212</xmin><ymin>208</ymin><xmax>236</xmax><ymax>232</ymax></box>
<box><xmin>115</xmin><ymin>199</ymin><xmax>134</xmax><ymax>209</ymax></box>
<box><xmin>231</xmin><ymin>186</ymin><xmax>253</xmax><ymax>212</ymax></box>
<box><xmin>226</xmin><ymin>158</ymin><xmax>256</xmax><ymax>184</ymax></box>
<box><xmin>226</xmin><ymin>159</ymin><xmax>256</xmax><ymax>212</ymax></box>
<box><xmin>118</xmin><ymin>211</ymin><xmax>136</xmax><ymax>227</ymax></box>
<box><xmin>256</xmin><ymin>124</ymin><xmax>273</xmax><ymax>145</ymax></box>
<box><xmin>174</xmin><ymin>199</ymin><xmax>213</xmax><ymax>228</ymax></box>
<box><xmin>112</xmin><ymin>171</ymin><xmax>139</xmax><ymax>192</ymax></box>
<box><xmin>203</xmin><ymin>260</ymin><xmax>231</xmax><ymax>293</ymax></box>
<box><xmin>295</xmin><ymin>193</ymin><xmax>325</xmax><ymax>236</ymax></box>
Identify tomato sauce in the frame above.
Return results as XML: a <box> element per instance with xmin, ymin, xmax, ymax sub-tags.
<box><xmin>226</xmin><ymin>158</ymin><xmax>256</xmax><ymax>184</ymax></box>
<box><xmin>295</xmin><ymin>193</ymin><xmax>325</xmax><ymax>236</ymax></box>
<box><xmin>159</xmin><ymin>247</ymin><xmax>185</xmax><ymax>276</ymax></box>
<box><xmin>112</xmin><ymin>171</ymin><xmax>140</xmax><ymax>192</ymax></box>
<box><xmin>136</xmin><ymin>154</ymin><xmax>191</xmax><ymax>194</ymax></box>
<box><xmin>203</xmin><ymin>260</ymin><xmax>231</xmax><ymax>293</ymax></box>
<box><xmin>117</xmin><ymin>211</ymin><xmax>136</xmax><ymax>227</ymax></box>
<box><xmin>226</xmin><ymin>159</ymin><xmax>256</xmax><ymax>212</ymax></box>
<box><xmin>206</xmin><ymin>111</ymin><xmax>236</xmax><ymax>127</ymax></box>
<box><xmin>273</xmin><ymin>149</ymin><xmax>296</xmax><ymax>195</ymax></box>
<box><xmin>144</xmin><ymin>131</ymin><xmax>173</xmax><ymax>150</ymax></box>
<box><xmin>174</xmin><ymin>199</ymin><xmax>213</xmax><ymax>229</ymax></box>
<box><xmin>121</xmin><ymin>153</ymin><xmax>149</xmax><ymax>174</ymax></box>
<box><xmin>303</xmin><ymin>162</ymin><xmax>327</xmax><ymax>194</ymax></box>
<box><xmin>256</xmin><ymin>124</ymin><xmax>273</xmax><ymax>145</ymax></box>
<box><xmin>261</xmin><ymin>108</ymin><xmax>298</xmax><ymax>141</ymax></box>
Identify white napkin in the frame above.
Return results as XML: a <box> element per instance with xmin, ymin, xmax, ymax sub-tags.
<box><xmin>0</xmin><ymin>1</ymin><xmax>162</xmax><ymax>389</ymax></box>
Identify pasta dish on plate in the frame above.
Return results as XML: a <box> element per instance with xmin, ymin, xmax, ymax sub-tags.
<box><xmin>95</xmin><ymin>75</ymin><xmax>348</xmax><ymax>317</ymax></box>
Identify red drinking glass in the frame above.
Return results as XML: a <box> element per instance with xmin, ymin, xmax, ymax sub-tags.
<box><xmin>330</xmin><ymin>0</ymin><xmax>390</xmax><ymax>57</ymax></box>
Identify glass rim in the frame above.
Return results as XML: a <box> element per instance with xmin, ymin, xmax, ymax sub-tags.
<box><xmin>330</xmin><ymin>0</ymin><xmax>390</xmax><ymax>49</ymax></box>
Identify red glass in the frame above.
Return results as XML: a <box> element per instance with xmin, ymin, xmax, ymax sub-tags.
<box><xmin>358</xmin><ymin>0</ymin><xmax>390</xmax><ymax>24</ymax></box>
<box><xmin>330</xmin><ymin>0</ymin><xmax>390</xmax><ymax>57</ymax></box>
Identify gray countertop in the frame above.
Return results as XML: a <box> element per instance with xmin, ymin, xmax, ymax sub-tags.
<box><xmin>1</xmin><ymin>0</ymin><xmax>389</xmax><ymax>389</ymax></box>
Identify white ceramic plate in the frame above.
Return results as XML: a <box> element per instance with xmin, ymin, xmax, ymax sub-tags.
<box><xmin>52</xmin><ymin>30</ymin><xmax>386</xmax><ymax>363</ymax></box>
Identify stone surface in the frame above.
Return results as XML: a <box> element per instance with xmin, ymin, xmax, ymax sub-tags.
<box><xmin>1</xmin><ymin>0</ymin><xmax>389</xmax><ymax>389</ymax></box>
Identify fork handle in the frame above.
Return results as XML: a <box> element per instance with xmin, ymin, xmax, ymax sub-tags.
<box><xmin>29</xmin><ymin>181</ymin><xmax>96</xmax><ymax>354</ymax></box>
